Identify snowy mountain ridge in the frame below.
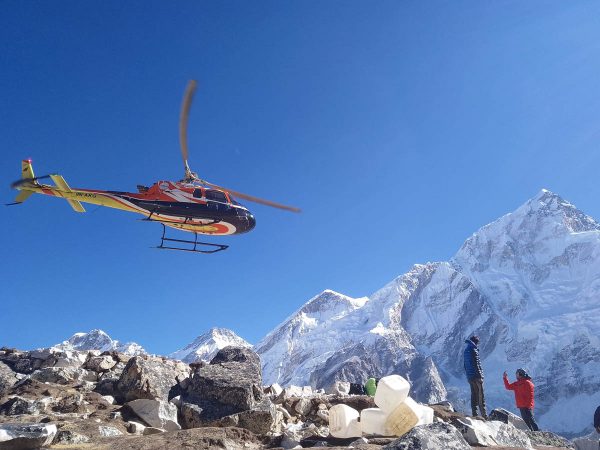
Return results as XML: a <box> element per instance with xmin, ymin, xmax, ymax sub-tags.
<box><xmin>169</xmin><ymin>327</ymin><xmax>251</xmax><ymax>363</ymax></box>
<box><xmin>256</xmin><ymin>189</ymin><xmax>600</xmax><ymax>436</ymax></box>
<box><xmin>51</xmin><ymin>329</ymin><xmax>146</xmax><ymax>356</ymax></box>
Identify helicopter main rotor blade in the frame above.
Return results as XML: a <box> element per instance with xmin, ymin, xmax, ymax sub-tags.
<box><xmin>179</xmin><ymin>80</ymin><xmax>198</xmax><ymax>174</ymax></box>
<box><xmin>203</xmin><ymin>180</ymin><xmax>301</xmax><ymax>213</ymax></box>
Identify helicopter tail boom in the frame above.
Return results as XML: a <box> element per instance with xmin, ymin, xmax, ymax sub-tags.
<box><xmin>49</xmin><ymin>174</ymin><xmax>86</xmax><ymax>212</ymax></box>
<box><xmin>12</xmin><ymin>160</ymin><xmax>86</xmax><ymax>212</ymax></box>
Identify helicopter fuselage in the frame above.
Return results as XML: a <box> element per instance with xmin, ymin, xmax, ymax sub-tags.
<box><xmin>15</xmin><ymin>171</ymin><xmax>256</xmax><ymax>236</ymax></box>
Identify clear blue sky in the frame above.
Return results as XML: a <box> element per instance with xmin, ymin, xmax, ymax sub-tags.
<box><xmin>2</xmin><ymin>1</ymin><xmax>600</xmax><ymax>355</ymax></box>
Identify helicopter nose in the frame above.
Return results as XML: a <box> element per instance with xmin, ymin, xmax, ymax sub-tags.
<box><xmin>246</xmin><ymin>213</ymin><xmax>256</xmax><ymax>231</ymax></box>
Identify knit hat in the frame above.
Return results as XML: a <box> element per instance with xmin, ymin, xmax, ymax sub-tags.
<box><xmin>516</xmin><ymin>368</ymin><xmax>531</xmax><ymax>379</ymax></box>
<box><xmin>469</xmin><ymin>335</ymin><xmax>480</xmax><ymax>345</ymax></box>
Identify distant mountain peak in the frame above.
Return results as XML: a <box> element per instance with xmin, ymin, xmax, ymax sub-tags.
<box><xmin>51</xmin><ymin>329</ymin><xmax>146</xmax><ymax>356</ymax></box>
<box><xmin>299</xmin><ymin>289</ymin><xmax>368</xmax><ymax>314</ymax></box>
<box><xmin>169</xmin><ymin>327</ymin><xmax>251</xmax><ymax>363</ymax></box>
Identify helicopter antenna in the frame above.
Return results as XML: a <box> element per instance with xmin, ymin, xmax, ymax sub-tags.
<box><xmin>179</xmin><ymin>80</ymin><xmax>199</xmax><ymax>182</ymax></box>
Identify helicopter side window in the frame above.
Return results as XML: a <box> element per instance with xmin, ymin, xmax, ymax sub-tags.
<box><xmin>193</xmin><ymin>188</ymin><xmax>203</xmax><ymax>199</ymax></box>
<box><xmin>205</xmin><ymin>190</ymin><xmax>229</xmax><ymax>210</ymax></box>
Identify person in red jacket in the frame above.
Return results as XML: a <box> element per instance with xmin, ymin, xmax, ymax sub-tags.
<box><xmin>503</xmin><ymin>368</ymin><xmax>539</xmax><ymax>431</ymax></box>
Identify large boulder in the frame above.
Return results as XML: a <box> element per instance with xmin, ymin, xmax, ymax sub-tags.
<box><xmin>382</xmin><ymin>422</ymin><xmax>471</xmax><ymax>450</ymax></box>
<box><xmin>30</xmin><ymin>367</ymin><xmax>82</xmax><ymax>384</ymax></box>
<box><xmin>526</xmin><ymin>430</ymin><xmax>574</xmax><ymax>448</ymax></box>
<box><xmin>123</xmin><ymin>399</ymin><xmax>180</xmax><ymax>431</ymax></box>
<box><xmin>184</xmin><ymin>398</ymin><xmax>282</xmax><ymax>435</ymax></box>
<box><xmin>488</xmin><ymin>407</ymin><xmax>529</xmax><ymax>431</ymax></box>
<box><xmin>0</xmin><ymin>350</ymin><xmax>44</xmax><ymax>374</ymax></box>
<box><xmin>0</xmin><ymin>423</ymin><xmax>57</xmax><ymax>450</ymax></box>
<box><xmin>180</xmin><ymin>347</ymin><xmax>263</xmax><ymax>423</ymax></box>
<box><xmin>0</xmin><ymin>396</ymin><xmax>43</xmax><ymax>416</ymax></box>
<box><xmin>236</xmin><ymin>398</ymin><xmax>282</xmax><ymax>435</ymax></box>
<box><xmin>0</xmin><ymin>362</ymin><xmax>18</xmax><ymax>396</ymax></box>
<box><xmin>39</xmin><ymin>350</ymin><xmax>86</xmax><ymax>369</ymax></box>
<box><xmin>453</xmin><ymin>417</ymin><xmax>533</xmax><ymax>449</ymax></box>
<box><xmin>116</xmin><ymin>356</ymin><xmax>189</xmax><ymax>402</ymax></box>
<box><xmin>210</xmin><ymin>347</ymin><xmax>261</xmax><ymax>374</ymax></box>
<box><xmin>85</xmin><ymin>354</ymin><xmax>117</xmax><ymax>373</ymax></box>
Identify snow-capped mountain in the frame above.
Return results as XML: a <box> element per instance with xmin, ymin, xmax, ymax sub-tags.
<box><xmin>256</xmin><ymin>189</ymin><xmax>600</xmax><ymax>435</ymax></box>
<box><xmin>52</xmin><ymin>329</ymin><xmax>146</xmax><ymax>356</ymax></box>
<box><xmin>254</xmin><ymin>290</ymin><xmax>447</xmax><ymax>403</ymax></box>
<box><xmin>169</xmin><ymin>327</ymin><xmax>251</xmax><ymax>363</ymax></box>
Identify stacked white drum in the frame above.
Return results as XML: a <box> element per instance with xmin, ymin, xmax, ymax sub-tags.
<box><xmin>329</xmin><ymin>374</ymin><xmax>434</xmax><ymax>438</ymax></box>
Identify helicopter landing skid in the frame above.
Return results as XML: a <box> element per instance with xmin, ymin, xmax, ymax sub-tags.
<box><xmin>156</xmin><ymin>224</ymin><xmax>228</xmax><ymax>254</ymax></box>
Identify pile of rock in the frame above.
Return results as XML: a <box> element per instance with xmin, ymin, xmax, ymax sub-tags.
<box><xmin>0</xmin><ymin>346</ymin><xmax>577</xmax><ymax>449</ymax></box>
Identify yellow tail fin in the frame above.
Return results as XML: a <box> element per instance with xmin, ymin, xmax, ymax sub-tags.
<box><xmin>21</xmin><ymin>159</ymin><xmax>35</xmax><ymax>180</ymax></box>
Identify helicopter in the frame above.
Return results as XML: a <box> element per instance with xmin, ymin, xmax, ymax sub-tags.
<box><xmin>10</xmin><ymin>80</ymin><xmax>300</xmax><ymax>253</ymax></box>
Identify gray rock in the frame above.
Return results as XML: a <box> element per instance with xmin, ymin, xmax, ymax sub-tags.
<box><xmin>350</xmin><ymin>437</ymin><xmax>369</xmax><ymax>446</ymax></box>
<box><xmin>30</xmin><ymin>367</ymin><xmax>79</xmax><ymax>384</ymax></box>
<box><xmin>453</xmin><ymin>417</ymin><xmax>532</xmax><ymax>449</ymax></box>
<box><xmin>573</xmin><ymin>432</ymin><xmax>599</xmax><ymax>450</ymax></box>
<box><xmin>126</xmin><ymin>421</ymin><xmax>146</xmax><ymax>435</ymax></box>
<box><xmin>210</xmin><ymin>347</ymin><xmax>261</xmax><ymax>374</ymax></box>
<box><xmin>0</xmin><ymin>423</ymin><xmax>57</xmax><ymax>450</ymax></box>
<box><xmin>98</xmin><ymin>425</ymin><xmax>123</xmax><ymax>437</ymax></box>
<box><xmin>0</xmin><ymin>396</ymin><xmax>41</xmax><ymax>416</ymax></box>
<box><xmin>86</xmin><ymin>355</ymin><xmax>117</xmax><ymax>373</ymax></box>
<box><xmin>294</xmin><ymin>397</ymin><xmax>313</xmax><ymax>416</ymax></box>
<box><xmin>181</xmin><ymin>348</ymin><xmax>263</xmax><ymax>422</ymax></box>
<box><xmin>52</xmin><ymin>392</ymin><xmax>87</xmax><ymax>414</ymax></box>
<box><xmin>526</xmin><ymin>430</ymin><xmax>575</xmax><ymax>448</ymax></box>
<box><xmin>264</xmin><ymin>383</ymin><xmax>283</xmax><ymax>397</ymax></box>
<box><xmin>382</xmin><ymin>422</ymin><xmax>470</xmax><ymax>450</ymax></box>
<box><xmin>0</xmin><ymin>362</ymin><xmax>18</xmax><ymax>396</ymax></box>
<box><xmin>179</xmin><ymin>401</ymin><xmax>204</xmax><ymax>429</ymax></box>
<box><xmin>327</xmin><ymin>380</ymin><xmax>350</xmax><ymax>395</ymax></box>
<box><xmin>102</xmin><ymin>395</ymin><xmax>116</xmax><ymax>405</ymax></box>
<box><xmin>116</xmin><ymin>356</ymin><xmax>189</xmax><ymax>402</ymax></box>
<box><xmin>432</xmin><ymin>401</ymin><xmax>454</xmax><ymax>412</ymax></box>
<box><xmin>142</xmin><ymin>427</ymin><xmax>166</xmax><ymax>435</ymax></box>
<box><xmin>52</xmin><ymin>429</ymin><xmax>90</xmax><ymax>445</ymax></box>
<box><xmin>124</xmin><ymin>399</ymin><xmax>180</xmax><ymax>431</ymax></box>
<box><xmin>94</xmin><ymin>377</ymin><xmax>119</xmax><ymax>397</ymax></box>
<box><xmin>236</xmin><ymin>398</ymin><xmax>281</xmax><ymax>435</ymax></box>
<box><xmin>39</xmin><ymin>350</ymin><xmax>86</xmax><ymax>369</ymax></box>
<box><xmin>489</xmin><ymin>407</ymin><xmax>529</xmax><ymax>431</ymax></box>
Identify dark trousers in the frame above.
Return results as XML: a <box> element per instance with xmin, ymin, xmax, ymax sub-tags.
<box><xmin>519</xmin><ymin>407</ymin><xmax>539</xmax><ymax>431</ymax></box>
<box><xmin>468</xmin><ymin>378</ymin><xmax>487</xmax><ymax>417</ymax></box>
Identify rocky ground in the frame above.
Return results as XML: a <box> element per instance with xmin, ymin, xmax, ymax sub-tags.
<box><xmin>0</xmin><ymin>346</ymin><xmax>580</xmax><ymax>450</ymax></box>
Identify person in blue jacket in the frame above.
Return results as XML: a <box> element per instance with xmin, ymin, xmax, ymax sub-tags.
<box><xmin>464</xmin><ymin>335</ymin><xmax>487</xmax><ymax>419</ymax></box>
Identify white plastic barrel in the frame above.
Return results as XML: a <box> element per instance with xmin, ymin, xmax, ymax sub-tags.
<box><xmin>404</xmin><ymin>397</ymin><xmax>434</xmax><ymax>426</ymax></box>
<box><xmin>384</xmin><ymin>401</ymin><xmax>419</xmax><ymax>437</ymax></box>
<box><xmin>374</xmin><ymin>375</ymin><xmax>410</xmax><ymax>413</ymax></box>
<box><xmin>360</xmin><ymin>408</ymin><xmax>390</xmax><ymax>436</ymax></box>
<box><xmin>329</xmin><ymin>404</ymin><xmax>362</xmax><ymax>438</ymax></box>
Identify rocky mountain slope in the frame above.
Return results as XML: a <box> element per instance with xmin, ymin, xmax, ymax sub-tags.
<box><xmin>0</xmin><ymin>346</ymin><xmax>575</xmax><ymax>449</ymax></box>
<box><xmin>256</xmin><ymin>190</ymin><xmax>600</xmax><ymax>436</ymax></box>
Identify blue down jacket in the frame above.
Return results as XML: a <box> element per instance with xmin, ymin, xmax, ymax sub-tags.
<box><xmin>464</xmin><ymin>339</ymin><xmax>484</xmax><ymax>380</ymax></box>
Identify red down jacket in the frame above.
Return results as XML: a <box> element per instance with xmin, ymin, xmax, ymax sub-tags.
<box><xmin>503</xmin><ymin>375</ymin><xmax>534</xmax><ymax>409</ymax></box>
